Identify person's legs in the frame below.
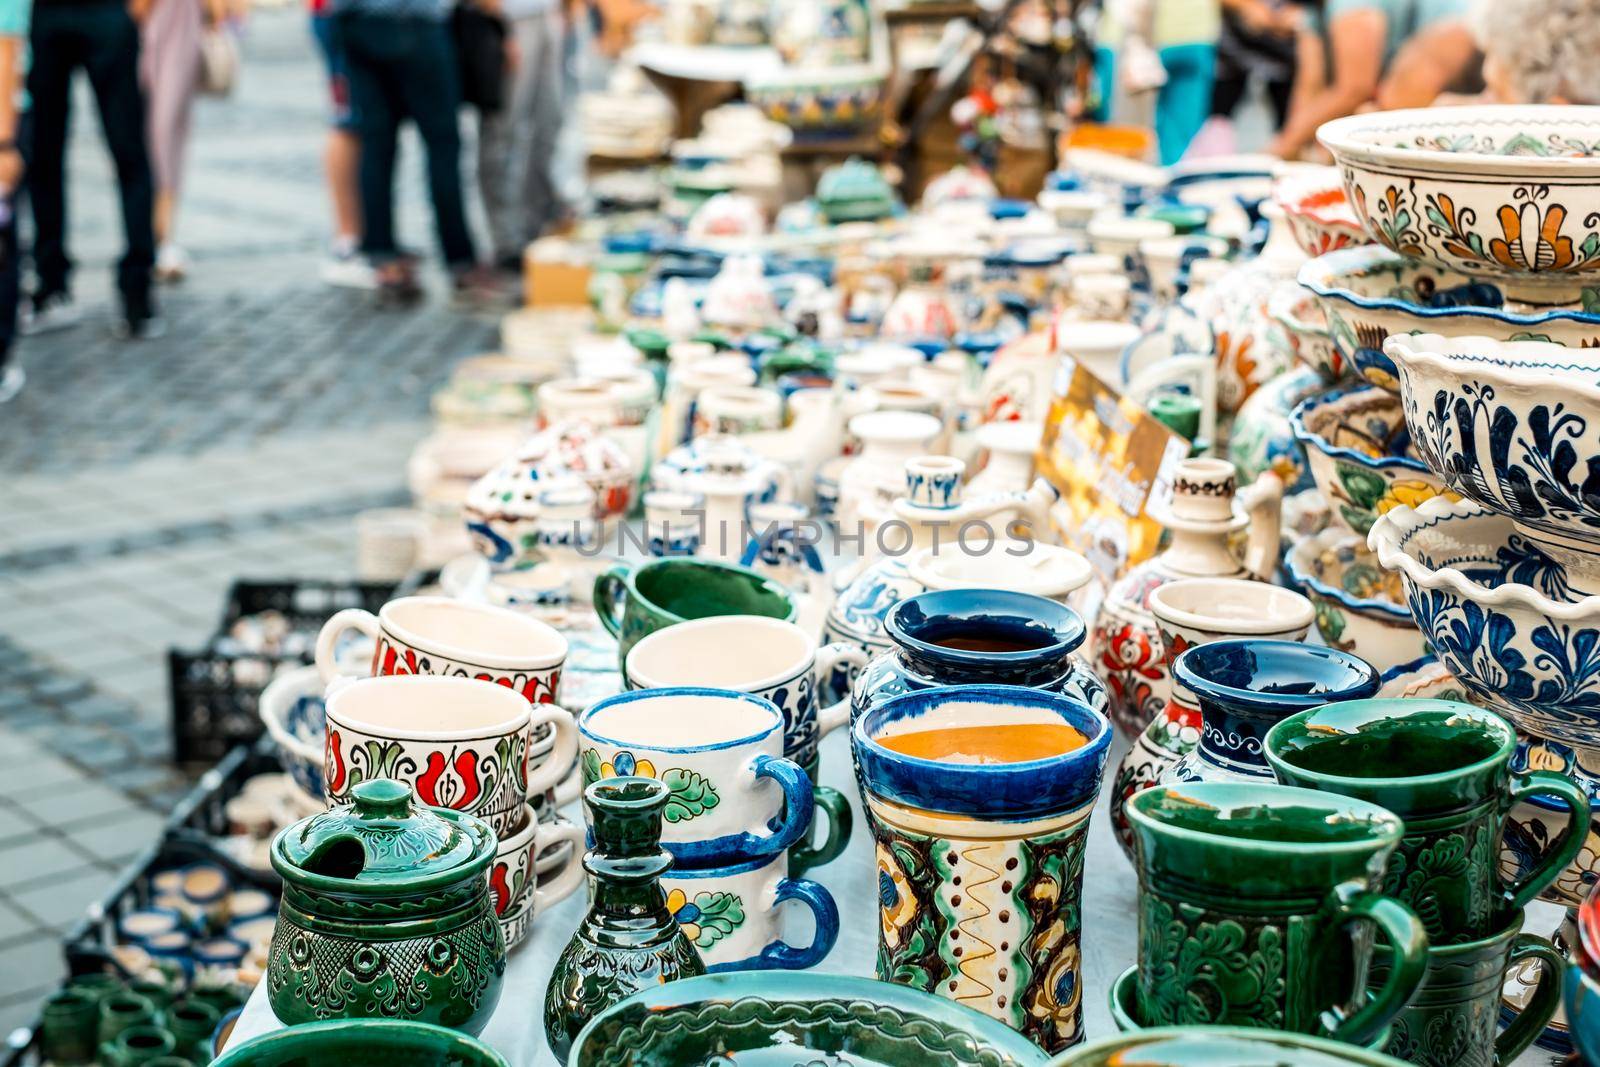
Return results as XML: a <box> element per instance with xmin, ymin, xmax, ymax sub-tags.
<box><xmin>1154</xmin><ymin>43</ymin><xmax>1217</xmax><ymax>164</ymax></box>
<box><xmin>338</xmin><ymin>12</ymin><xmax>402</xmax><ymax>262</ymax></box>
<box><xmin>141</xmin><ymin>0</ymin><xmax>203</xmax><ymax>275</ymax></box>
<box><xmin>1209</xmin><ymin>71</ymin><xmax>1249</xmax><ymax>118</ymax></box>
<box><xmin>26</xmin><ymin>6</ymin><xmax>76</xmax><ymax>300</ymax></box>
<box><xmin>475</xmin><ymin>21</ymin><xmax>522</xmax><ymax>263</ymax></box>
<box><xmin>0</xmin><ymin>111</ymin><xmax>30</xmax><ymax>400</ymax></box>
<box><xmin>395</xmin><ymin>16</ymin><xmax>475</xmax><ymax>268</ymax></box>
<box><xmin>310</xmin><ymin>12</ymin><xmax>362</xmax><ymax>247</ymax></box>
<box><xmin>517</xmin><ymin>8</ymin><xmax>567</xmax><ymax>241</ymax></box>
<box><xmin>81</xmin><ymin>2</ymin><xmax>157</xmax><ymax>320</ymax></box>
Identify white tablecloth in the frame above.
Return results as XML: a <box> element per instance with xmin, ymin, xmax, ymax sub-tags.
<box><xmin>227</xmin><ymin>729</ymin><xmax>1139</xmax><ymax>1064</ymax></box>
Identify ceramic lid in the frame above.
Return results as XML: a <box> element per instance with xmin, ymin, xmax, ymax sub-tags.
<box><xmin>272</xmin><ymin>780</ymin><xmax>495</xmax><ymax>892</ymax></box>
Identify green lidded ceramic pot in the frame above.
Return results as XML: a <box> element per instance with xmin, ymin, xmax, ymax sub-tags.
<box><xmin>212</xmin><ymin>1019</ymin><xmax>509</xmax><ymax>1067</ymax></box>
<box><xmin>1049</xmin><ymin>1025</ymin><xmax>1411</xmax><ymax>1066</ymax></box>
<box><xmin>267</xmin><ymin>778</ymin><xmax>505</xmax><ymax>1035</ymax></box>
<box><xmin>1126</xmin><ymin>781</ymin><xmax>1428</xmax><ymax>1046</ymax></box>
<box><xmin>569</xmin><ymin>973</ymin><xmax>1047</xmax><ymax>1067</ymax></box>
<box><xmin>1265</xmin><ymin>697</ymin><xmax>1589</xmax><ymax>945</ymax></box>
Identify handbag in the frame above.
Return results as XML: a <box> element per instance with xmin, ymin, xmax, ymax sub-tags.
<box><xmin>452</xmin><ymin>3</ymin><xmax>508</xmax><ymax>114</ymax></box>
<box><xmin>199</xmin><ymin>26</ymin><xmax>239</xmax><ymax>97</ymax></box>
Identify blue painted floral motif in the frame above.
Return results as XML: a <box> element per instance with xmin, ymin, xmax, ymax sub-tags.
<box><xmin>1412</xmin><ymin>382</ymin><xmax>1600</xmax><ymax>539</ymax></box>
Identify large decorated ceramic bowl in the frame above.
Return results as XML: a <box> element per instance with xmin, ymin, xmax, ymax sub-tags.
<box><xmin>213</xmin><ymin>1020</ymin><xmax>509</xmax><ymax>1067</ymax></box>
<box><xmin>1052</xmin><ymin>1026</ymin><xmax>1410</xmax><ymax>1067</ymax></box>
<box><xmin>1290</xmin><ymin>384</ymin><xmax>1455</xmax><ymax>536</ymax></box>
<box><xmin>1269</xmin><ymin>283</ymin><xmax>1347</xmax><ymax>383</ymax></box>
<box><xmin>567</xmin><ymin>973</ymin><xmax>1047</xmax><ymax>1067</ymax></box>
<box><xmin>1319</xmin><ymin>105</ymin><xmax>1600</xmax><ymax>305</ymax></box>
<box><xmin>1273</xmin><ymin>165</ymin><xmax>1369</xmax><ymax>258</ymax></box>
<box><xmin>1285</xmin><ymin>527</ymin><xmax>1426</xmax><ymax>674</ymax></box>
<box><xmin>1385</xmin><ymin>332</ymin><xmax>1600</xmax><ymax>590</ymax></box>
<box><xmin>1368</xmin><ymin>495</ymin><xmax>1600</xmax><ymax>746</ymax></box>
<box><xmin>1300</xmin><ymin>246</ymin><xmax>1600</xmax><ymax>394</ymax></box>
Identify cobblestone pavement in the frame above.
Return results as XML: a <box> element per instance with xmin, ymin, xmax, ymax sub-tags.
<box><xmin>0</xmin><ymin>9</ymin><xmax>499</xmax><ymax>1032</ymax></box>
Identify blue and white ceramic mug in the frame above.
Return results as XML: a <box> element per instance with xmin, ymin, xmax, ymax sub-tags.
<box><xmin>852</xmin><ymin>683</ymin><xmax>1112</xmax><ymax>1053</ymax></box>
<box><xmin>578</xmin><ymin>688</ymin><xmax>814</xmax><ymax>868</ymax></box>
<box><xmin>659</xmin><ymin>852</ymin><xmax>840</xmax><ymax>972</ymax></box>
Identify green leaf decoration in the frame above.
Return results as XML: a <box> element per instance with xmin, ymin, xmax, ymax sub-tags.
<box><xmin>580</xmin><ymin>748</ymin><xmax>603</xmax><ymax>786</ymax></box>
<box><xmin>661</xmin><ymin>768</ymin><xmax>719</xmax><ymax>822</ymax></box>
<box><xmin>1335</xmin><ymin>463</ymin><xmax>1388</xmax><ymax>510</ymax></box>
<box><xmin>1339</xmin><ymin>503</ymin><xmax>1375</xmax><ymax>536</ymax></box>
<box><xmin>689</xmin><ymin>892</ymin><xmax>745</xmax><ymax>947</ymax></box>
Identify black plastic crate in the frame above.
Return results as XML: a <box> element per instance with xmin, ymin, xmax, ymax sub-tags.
<box><xmin>168</xmin><ymin>578</ymin><xmax>398</xmax><ymax>767</ymax></box>
<box><xmin>64</xmin><ymin>742</ymin><xmax>284</xmax><ymax>979</ymax></box>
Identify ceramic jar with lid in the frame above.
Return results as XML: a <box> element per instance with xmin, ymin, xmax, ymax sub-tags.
<box><xmin>1089</xmin><ymin>458</ymin><xmax>1284</xmax><ymax>739</ymax></box>
<box><xmin>267</xmin><ymin>779</ymin><xmax>505</xmax><ymax>1034</ymax></box>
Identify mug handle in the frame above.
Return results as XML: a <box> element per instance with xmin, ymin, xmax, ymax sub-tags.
<box><xmin>529</xmin><ymin>822</ymin><xmax>587</xmax><ymax>914</ymax></box>
<box><xmin>739</xmin><ymin>754</ymin><xmax>814</xmax><ymax>859</ymax></box>
<box><xmin>752</xmin><ymin>877</ymin><xmax>840</xmax><ymax>970</ymax></box>
<box><xmin>553</xmin><ymin>762</ymin><xmax>581</xmax><ymax>808</ymax></box>
<box><xmin>592</xmin><ymin>564</ymin><xmax>633</xmax><ymax>639</ymax></box>
<box><xmin>813</xmin><ymin>643</ymin><xmax>871</xmax><ymax>737</ymax></box>
<box><xmin>314</xmin><ymin>608</ymin><xmax>381</xmax><ymax>684</ymax></box>
<box><xmin>1494</xmin><ymin>934</ymin><xmax>1565</xmax><ymax>1065</ymax></box>
<box><xmin>1321</xmin><ymin>882</ymin><xmax>1428</xmax><ymax>1047</ymax></box>
<box><xmin>789</xmin><ymin>785</ymin><xmax>853</xmax><ymax>877</ymax></box>
<box><xmin>525</xmin><ymin>706</ymin><xmax>579</xmax><ymax>796</ymax></box>
<box><xmin>1501</xmin><ymin>770</ymin><xmax>1592</xmax><ymax>912</ymax></box>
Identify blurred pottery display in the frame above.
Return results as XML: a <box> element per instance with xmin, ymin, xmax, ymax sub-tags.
<box><xmin>1090</xmin><ymin>458</ymin><xmax>1283</xmax><ymax>739</ymax></box>
<box><xmin>853</xmin><ymin>684</ymin><xmax>1112</xmax><ymax>1052</ymax></box>
<box><xmin>744</xmin><ymin>66</ymin><xmax>883</xmax><ymax>139</ymax></box>
<box><xmin>1285</xmin><ymin>527</ymin><xmax>1426</xmax><ymax>673</ymax></box>
<box><xmin>543</xmin><ymin>778</ymin><xmax>705</xmax><ymax>1063</ymax></box>
<box><xmin>1125</xmin><ymin>782</ymin><xmax>1426</xmax><ymax>1043</ymax></box>
<box><xmin>1054</xmin><ymin>320</ymin><xmax>1142</xmax><ymax>387</ymax></box>
<box><xmin>815</xmin><ymin>157</ymin><xmax>897</xmax><ymax>224</ymax></box>
<box><xmin>1319</xmin><ymin>105</ymin><xmax>1600</xmax><ymax>305</ymax></box>
<box><xmin>267</xmin><ymin>780</ymin><xmax>505</xmax><ymax>1034</ymax></box>
<box><xmin>701</xmin><ymin>254</ymin><xmax>775</xmax><ymax>330</ymax></box>
<box><xmin>566</xmin><ymin>973</ymin><xmax>1048</xmax><ymax>1067</ymax></box>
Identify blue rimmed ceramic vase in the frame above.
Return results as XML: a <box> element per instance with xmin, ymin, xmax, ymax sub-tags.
<box><xmin>853</xmin><ymin>683</ymin><xmax>1112</xmax><ymax>1053</ymax></box>
<box><xmin>1164</xmin><ymin>639</ymin><xmax>1380</xmax><ymax>785</ymax></box>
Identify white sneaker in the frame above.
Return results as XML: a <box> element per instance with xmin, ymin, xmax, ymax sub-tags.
<box><xmin>0</xmin><ymin>364</ymin><xmax>22</xmax><ymax>403</ymax></box>
<box><xmin>156</xmin><ymin>243</ymin><xmax>188</xmax><ymax>283</ymax></box>
<box><xmin>321</xmin><ymin>243</ymin><xmax>377</xmax><ymax>290</ymax></box>
<box><xmin>21</xmin><ymin>291</ymin><xmax>80</xmax><ymax>335</ymax></box>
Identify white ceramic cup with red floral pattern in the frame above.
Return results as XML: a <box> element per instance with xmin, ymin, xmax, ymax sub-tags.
<box><xmin>315</xmin><ymin>596</ymin><xmax>567</xmax><ymax>706</ymax></box>
<box><xmin>322</xmin><ymin>674</ymin><xmax>576</xmax><ymax>838</ymax></box>
<box><xmin>490</xmin><ymin>802</ymin><xmax>585</xmax><ymax>949</ymax></box>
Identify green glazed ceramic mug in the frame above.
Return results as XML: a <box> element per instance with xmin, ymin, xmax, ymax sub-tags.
<box><xmin>1370</xmin><ymin>909</ymin><xmax>1562</xmax><ymax>1067</ymax></box>
<box><xmin>1126</xmin><ymin>782</ymin><xmax>1428</xmax><ymax>1047</ymax></box>
<box><xmin>593</xmin><ymin>558</ymin><xmax>797</xmax><ymax>670</ymax></box>
<box><xmin>1265</xmin><ymin>698</ymin><xmax>1590</xmax><ymax>944</ymax></box>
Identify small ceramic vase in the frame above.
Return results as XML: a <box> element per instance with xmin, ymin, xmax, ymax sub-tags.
<box><xmin>835</xmin><ymin>412</ymin><xmax>944</xmax><ymax>531</ymax></box>
<box><xmin>1266</xmin><ymin>699</ymin><xmax>1589</xmax><ymax>945</ymax></box>
<box><xmin>267</xmin><ymin>779</ymin><xmax>505</xmax><ymax>1034</ymax></box>
<box><xmin>854</xmin><ymin>684</ymin><xmax>1112</xmax><ymax>1053</ymax></box>
<box><xmin>1090</xmin><ymin>458</ymin><xmax>1283</xmax><ymax>739</ymax></box>
<box><xmin>653</xmin><ymin>434</ymin><xmax>792</xmax><ymax>561</ymax></box>
<box><xmin>1125</xmin><ymin>781</ymin><xmax>1427</xmax><ymax>1044</ymax></box>
<box><xmin>1109</xmin><ymin>578</ymin><xmax>1314</xmax><ymax>858</ymax></box>
<box><xmin>543</xmin><ymin>778</ymin><xmax>706</xmax><ymax>1062</ymax></box>
<box><xmin>966</xmin><ymin>421</ymin><xmax>1042</xmax><ymax>498</ymax></box>
<box><xmin>701</xmin><ymin>254</ymin><xmax>776</xmax><ymax>331</ymax></box>
<box><xmin>693</xmin><ymin>385</ymin><xmax>782</xmax><ymax>437</ymax></box>
<box><xmin>977</xmin><ymin>331</ymin><xmax>1056</xmax><ymax>424</ymax></box>
<box><xmin>1164</xmin><ymin>639</ymin><xmax>1379</xmax><ymax>785</ymax></box>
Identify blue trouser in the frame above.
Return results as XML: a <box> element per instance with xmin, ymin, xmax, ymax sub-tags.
<box><xmin>1093</xmin><ymin>42</ymin><xmax>1218</xmax><ymax>165</ymax></box>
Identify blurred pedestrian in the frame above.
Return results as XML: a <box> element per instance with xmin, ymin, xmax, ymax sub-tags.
<box><xmin>0</xmin><ymin>0</ymin><xmax>27</xmax><ymax>402</ymax></box>
<box><xmin>1211</xmin><ymin>0</ymin><xmax>1304</xmax><ymax>128</ymax></box>
<box><xmin>138</xmin><ymin>0</ymin><xmax>227</xmax><ymax>283</ymax></box>
<box><xmin>333</xmin><ymin>0</ymin><xmax>493</xmax><ymax>303</ymax></box>
<box><xmin>1270</xmin><ymin>0</ymin><xmax>1478</xmax><ymax>158</ymax></box>
<box><xmin>310</xmin><ymin>0</ymin><xmax>372</xmax><ymax>288</ymax></box>
<box><xmin>28</xmin><ymin>0</ymin><xmax>160</xmax><ymax>338</ymax></box>
<box><xmin>476</xmin><ymin>0</ymin><xmax>568</xmax><ymax>275</ymax></box>
<box><xmin>1093</xmin><ymin>0</ymin><xmax>1224</xmax><ymax>165</ymax></box>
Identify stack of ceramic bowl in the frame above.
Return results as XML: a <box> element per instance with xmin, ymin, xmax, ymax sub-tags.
<box><xmin>1370</xmin><ymin>330</ymin><xmax>1600</xmax><ymax>1051</ymax></box>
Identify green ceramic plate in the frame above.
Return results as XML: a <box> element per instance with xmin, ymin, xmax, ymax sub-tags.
<box><xmin>1049</xmin><ymin>1027</ymin><xmax>1412</xmax><ymax>1066</ymax></box>
<box><xmin>567</xmin><ymin>973</ymin><xmax>1047</xmax><ymax>1067</ymax></box>
<box><xmin>212</xmin><ymin>1020</ymin><xmax>509</xmax><ymax>1067</ymax></box>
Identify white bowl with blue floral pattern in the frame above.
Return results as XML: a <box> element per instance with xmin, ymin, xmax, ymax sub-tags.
<box><xmin>1300</xmin><ymin>246</ymin><xmax>1600</xmax><ymax>394</ymax></box>
<box><xmin>1319</xmin><ymin>105</ymin><xmax>1600</xmax><ymax>305</ymax></box>
<box><xmin>1369</xmin><ymin>495</ymin><xmax>1600</xmax><ymax>746</ymax></box>
<box><xmin>1385</xmin><ymin>331</ymin><xmax>1600</xmax><ymax>590</ymax></box>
